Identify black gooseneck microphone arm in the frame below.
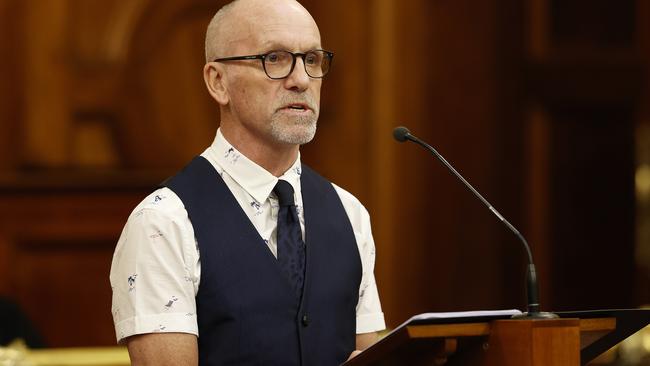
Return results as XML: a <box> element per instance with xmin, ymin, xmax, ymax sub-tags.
<box><xmin>393</xmin><ymin>126</ymin><xmax>557</xmax><ymax>319</ymax></box>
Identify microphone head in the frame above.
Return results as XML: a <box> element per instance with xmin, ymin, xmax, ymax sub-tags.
<box><xmin>393</xmin><ymin>126</ymin><xmax>411</xmax><ymax>142</ymax></box>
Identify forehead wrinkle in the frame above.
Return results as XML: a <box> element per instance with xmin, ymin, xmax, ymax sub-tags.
<box><xmin>258</xmin><ymin>28</ymin><xmax>321</xmax><ymax>49</ymax></box>
<box><xmin>250</xmin><ymin>22</ymin><xmax>321</xmax><ymax>53</ymax></box>
<box><xmin>257</xmin><ymin>41</ymin><xmax>322</xmax><ymax>53</ymax></box>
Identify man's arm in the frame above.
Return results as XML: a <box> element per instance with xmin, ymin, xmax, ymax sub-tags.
<box><xmin>126</xmin><ymin>333</ymin><xmax>198</xmax><ymax>366</ymax></box>
<box><xmin>348</xmin><ymin>331</ymin><xmax>381</xmax><ymax>360</ymax></box>
<box><xmin>356</xmin><ymin>332</ymin><xmax>380</xmax><ymax>350</ymax></box>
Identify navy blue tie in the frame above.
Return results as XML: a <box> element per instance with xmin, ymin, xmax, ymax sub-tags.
<box><xmin>273</xmin><ymin>180</ymin><xmax>306</xmax><ymax>303</ymax></box>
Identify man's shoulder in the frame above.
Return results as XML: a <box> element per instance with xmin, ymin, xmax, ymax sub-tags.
<box><xmin>127</xmin><ymin>187</ymin><xmax>187</xmax><ymax>222</ymax></box>
<box><xmin>330</xmin><ymin>183</ymin><xmax>367</xmax><ymax>213</ymax></box>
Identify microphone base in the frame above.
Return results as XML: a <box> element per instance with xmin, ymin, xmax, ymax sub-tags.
<box><xmin>511</xmin><ymin>311</ymin><xmax>559</xmax><ymax>320</ymax></box>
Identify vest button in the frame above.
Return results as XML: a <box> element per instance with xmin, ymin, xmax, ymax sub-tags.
<box><xmin>301</xmin><ymin>314</ymin><xmax>309</xmax><ymax>327</ymax></box>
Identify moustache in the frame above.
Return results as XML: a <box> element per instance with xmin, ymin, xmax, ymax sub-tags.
<box><xmin>275</xmin><ymin>94</ymin><xmax>318</xmax><ymax>112</ymax></box>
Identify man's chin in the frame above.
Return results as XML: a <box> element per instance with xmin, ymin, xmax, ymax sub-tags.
<box><xmin>270</xmin><ymin>123</ymin><xmax>317</xmax><ymax>146</ymax></box>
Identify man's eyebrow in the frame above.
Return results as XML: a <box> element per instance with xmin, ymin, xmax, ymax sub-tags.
<box><xmin>258</xmin><ymin>41</ymin><xmax>322</xmax><ymax>52</ymax></box>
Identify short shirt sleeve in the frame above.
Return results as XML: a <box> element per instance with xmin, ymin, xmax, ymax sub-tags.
<box><xmin>332</xmin><ymin>184</ymin><xmax>386</xmax><ymax>334</ymax></box>
<box><xmin>109</xmin><ymin>188</ymin><xmax>200</xmax><ymax>343</ymax></box>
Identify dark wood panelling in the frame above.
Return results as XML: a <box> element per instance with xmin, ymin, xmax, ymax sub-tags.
<box><xmin>299</xmin><ymin>0</ymin><xmax>372</xmax><ymax>201</ymax></box>
<box><xmin>374</xmin><ymin>0</ymin><xmax>532</xmax><ymax>327</ymax></box>
<box><xmin>117</xmin><ymin>0</ymin><xmax>223</xmax><ymax>169</ymax></box>
<box><xmin>0</xmin><ymin>0</ymin><xmax>25</xmax><ymax>169</ymax></box>
<box><xmin>0</xmin><ymin>185</ymin><xmax>157</xmax><ymax>347</ymax></box>
<box><xmin>525</xmin><ymin>0</ymin><xmax>643</xmax><ymax>313</ymax></box>
<box><xmin>13</xmin><ymin>239</ymin><xmax>117</xmax><ymax>347</ymax></box>
<box><xmin>549</xmin><ymin>106</ymin><xmax>636</xmax><ymax>310</ymax></box>
<box><xmin>550</xmin><ymin>0</ymin><xmax>636</xmax><ymax>47</ymax></box>
<box><xmin>0</xmin><ymin>0</ymin><xmax>648</xmax><ymax>348</ymax></box>
<box><xmin>638</xmin><ymin>0</ymin><xmax>650</xmax><ymax>309</ymax></box>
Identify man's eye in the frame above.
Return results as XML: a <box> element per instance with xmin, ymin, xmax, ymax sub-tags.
<box><xmin>266</xmin><ymin>53</ymin><xmax>280</xmax><ymax>63</ymax></box>
<box><xmin>305</xmin><ymin>52</ymin><xmax>322</xmax><ymax>65</ymax></box>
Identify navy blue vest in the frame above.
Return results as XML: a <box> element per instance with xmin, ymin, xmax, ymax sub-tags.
<box><xmin>165</xmin><ymin>157</ymin><xmax>361</xmax><ymax>366</ymax></box>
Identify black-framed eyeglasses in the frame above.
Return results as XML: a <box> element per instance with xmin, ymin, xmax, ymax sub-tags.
<box><xmin>213</xmin><ymin>49</ymin><xmax>334</xmax><ymax>80</ymax></box>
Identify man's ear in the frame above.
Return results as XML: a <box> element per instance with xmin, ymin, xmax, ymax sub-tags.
<box><xmin>203</xmin><ymin>62</ymin><xmax>229</xmax><ymax>105</ymax></box>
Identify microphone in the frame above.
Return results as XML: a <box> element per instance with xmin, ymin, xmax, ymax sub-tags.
<box><xmin>393</xmin><ymin>126</ymin><xmax>557</xmax><ymax>319</ymax></box>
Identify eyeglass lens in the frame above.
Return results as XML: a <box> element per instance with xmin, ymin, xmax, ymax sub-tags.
<box><xmin>264</xmin><ymin>50</ymin><xmax>331</xmax><ymax>79</ymax></box>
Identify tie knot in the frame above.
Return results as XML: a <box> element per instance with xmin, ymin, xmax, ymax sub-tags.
<box><xmin>273</xmin><ymin>180</ymin><xmax>295</xmax><ymax>206</ymax></box>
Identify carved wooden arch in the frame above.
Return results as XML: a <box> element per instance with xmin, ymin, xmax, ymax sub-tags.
<box><xmin>0</xmin><ymin>0</ymin><xmax>24</xmax><ymax>169</ymax></box>
<box><xmin>112</xmin><ymin>0</ymin><xmax>228</xmax><ymax>169</ymax></box>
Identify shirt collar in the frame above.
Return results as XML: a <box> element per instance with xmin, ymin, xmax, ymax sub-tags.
<box><xmin>204</xmin><ymin>128</ymin><xmax>303</xmax><ymax>204</ymax></box>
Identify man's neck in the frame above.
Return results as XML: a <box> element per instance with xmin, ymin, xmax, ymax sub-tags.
<box><xmin>220</xmin><ymin>124</ymin><xmax>299</xmax><ymax>177</ymax></box>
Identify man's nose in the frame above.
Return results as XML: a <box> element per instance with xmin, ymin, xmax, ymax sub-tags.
<box><xmin>284</xmin><ymin>57</ymin><xmax>310</xmax><ymax>91</ymax></box>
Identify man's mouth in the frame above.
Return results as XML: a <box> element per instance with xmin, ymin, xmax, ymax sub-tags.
<box><xmin>285</xmin><ymin>104</ymin><xmax>309</xmax><ymax>111</ymax></box>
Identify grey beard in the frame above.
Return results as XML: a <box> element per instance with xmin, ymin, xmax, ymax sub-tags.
<box><xmin>269</xmin><ymin>114</ymin><xmax>318</xmax><ymax>145</ymax></box>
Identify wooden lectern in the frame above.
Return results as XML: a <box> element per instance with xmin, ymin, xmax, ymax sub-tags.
<box><xmin>343</xmin><ymin>309</ymin><xmax>650</xmax><ymax>366</ymax></box>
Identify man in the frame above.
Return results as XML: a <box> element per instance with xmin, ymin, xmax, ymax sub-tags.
<box><xmin>109</xmin><ymin>0</ymin><xmax>385</xmax><ymax>364</ymax></box>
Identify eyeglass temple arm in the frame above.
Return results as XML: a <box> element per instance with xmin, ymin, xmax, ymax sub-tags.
<box><xmin>213</xmin><ymin>55</ymin><xmax>264</xmax><ymax>62</ymax></box>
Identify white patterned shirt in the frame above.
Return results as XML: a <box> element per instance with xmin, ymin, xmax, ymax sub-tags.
<box><xmin>110</xmin><ymin>129</ymin><xmax>386</xmax><ymax>342</ymax></box>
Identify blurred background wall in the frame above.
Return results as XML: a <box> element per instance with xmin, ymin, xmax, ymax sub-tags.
<box><xmin>0</xmin><ymin>0</ymin><xmax>648</xmax><ymax>349</ymax></box>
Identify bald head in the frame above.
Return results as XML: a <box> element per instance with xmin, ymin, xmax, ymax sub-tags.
<box><xmin>205</xmin><ymin>0</ymin><xmax>320</xmax><ymax>63</ymax></box>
